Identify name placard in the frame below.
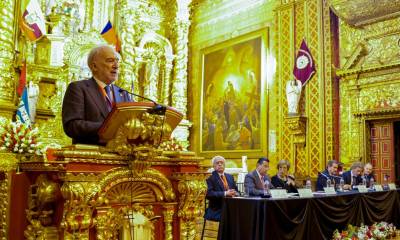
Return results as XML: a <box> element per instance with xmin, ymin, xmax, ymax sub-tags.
<box><xmin>357</xmin><ymin>185</ymin><xmax>368</xmax><ymax>193</ymax></box>
<box><xmin>389</xmin><ymin>183</ymin><xmax>397</xmax><ymax>190</ymax></box>
<box><xmin>323</xmin><ymin>187</ymin><xmax>336</xmax><ymax>195</ymax></box>
<box><xmin>270</xmin><ymin>189</ymin><xmax>288</xmax><ymax>199</ymax></box>
<box><xmin>374</xmin><ymin>185</ymin><xmax>383</xmax><ymax>191</ymax></box>
<box><xmin>298</xmin><ymin>188</ymin><xmax>313</xmax><ymax>198</ymax></box>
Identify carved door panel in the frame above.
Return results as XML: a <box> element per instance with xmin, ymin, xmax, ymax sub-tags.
<box><xmin>370</xmin><ymin>121</ymin><xmax>395</xmax><ymax>184</ymax></box>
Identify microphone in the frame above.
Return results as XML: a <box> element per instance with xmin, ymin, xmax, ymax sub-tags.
<box><xmin>119</xmin><ymin>89</ymin><xmax>167</xmax><ymax>115</ymax></box>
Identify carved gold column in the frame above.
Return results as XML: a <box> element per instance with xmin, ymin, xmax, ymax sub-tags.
<box><xmin>117</xmin><ymin>0</ymin><xmax>138</xmax><ymax>91</ymax></box>
<box><xmin>95</xmin><ymin>207</ymin><xmax>125</xmax><ymax>240</ymax></box>
<box><xmin>285</xmin><ymin>116</ymin><xmax>307</xmax><ymax>176</ymax></box>
<box><xmin>162</xmin><ymin>203</ymin><xmax>176</xmax><ymax>240</ymax></box>
<box><xmin>172</xmin><ymin>173</ymin><xmax>207</xmax><ymax>240</ymax></box>
<box><xmin>171</xmin><ymin>0</ymin><xmax>191</xmax><ymax>117</ymax></box>
<box><xmin>0</xmin><ymin>152</ymin><xmax>16</xmax><ymax>240</ymax></box>
<box><xmin>0</xmin><ymin>0</ymin><xmax>17</xmax><ymax>118</ymax></box>
<box><xmin>170</xmin><ymin>0</ymin><xmax>193</xmax><ymax>148</ymax></box>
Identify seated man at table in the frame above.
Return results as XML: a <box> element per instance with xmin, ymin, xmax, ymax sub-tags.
<box><xmin>244</xmin><ymin>157</ymin><xmax>274</xmax><ymax>196</ymax></box>
<box><xmin>363</xmin><ymin>162</ymin><xmax>375</xmax><ymax>187</ymax></box>
<box><xmin>205</xmin><ymin>156</ymin><xmax>238</xmax><ymax>221</ymax></box>
<box><xmin>342</xmin><ymin>162</ymin><xmax>364</xmax><ymax>190</ymax></box>
<box><xmin>271</xmin><ymin>159</ymin><xmax>298</xmax><ymax>193</ymax></box>
<box><xmin>316</xmin><ymin>160</ymin><xmax>339</xmax><ymax>191</ymax></box>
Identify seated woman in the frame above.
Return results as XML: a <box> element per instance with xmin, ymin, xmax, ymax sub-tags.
<box><xmin>271</xmin><ymin>159</ymin><xmax>298</xmax><ymax>193</ymax></box>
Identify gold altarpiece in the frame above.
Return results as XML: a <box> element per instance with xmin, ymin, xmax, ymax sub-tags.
<box><xmin>0</xmin><ymin>0</ymin><xmax>209</xmax><ymax>239</ymax></box>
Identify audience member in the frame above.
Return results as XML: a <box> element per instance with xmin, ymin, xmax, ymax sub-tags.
<box><xmin>316</xmin><ymin>160</ymin><xmax>339</xmax><ymax>191</ymax></box>
<box><xmin>244</xmin><ymin>157</ymin><xmax>274</xmax><ymax>196</ymax></box>
<box><xmin>205</xmin><ymin>156</ymin><xmax>238</xmax><ymax>221</ymax></box>
<box><xmin>271</xmin><ymin>159</ymin><xmax>297</xmax><ymax>193</ymax></box>
<box><xmin>342</xmin><ymin>162</ymin><xmax>364</xmax><ymax>190</ymax></box>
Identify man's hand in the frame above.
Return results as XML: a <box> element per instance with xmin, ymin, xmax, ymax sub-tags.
<box><xmin>225</xmin><ymin>189</ymin><xmax>237</xmax><ymax>197</ymax></box>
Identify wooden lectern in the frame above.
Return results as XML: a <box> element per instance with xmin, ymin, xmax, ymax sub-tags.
<box><xmin>98</xmin><ymin>102</ymin><xmax>183</xmax><ymax>155</ymax></box>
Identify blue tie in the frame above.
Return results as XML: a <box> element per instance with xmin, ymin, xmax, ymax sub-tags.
<box><xmin>104</xmin><ymin>85</ymin><xmax>113</xmax><ymax>110</ymax></box>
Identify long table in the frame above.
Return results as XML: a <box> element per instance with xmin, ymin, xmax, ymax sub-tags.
<box><xmin>218</xmin><ymin>190</ymin><xmax>400</xmax><ymax>240</ymax></box>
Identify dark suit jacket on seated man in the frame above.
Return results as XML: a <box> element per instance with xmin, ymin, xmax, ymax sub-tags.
<box><xmin>244</xmin><ymin>157</ymin><xmax>274</xmax><ymax>196</ymax></box>
<box><xmin>62</xmin><ymin>45</ymin><xmax>131</xmax><ymax>145</ymax></box>
<box><xmin>316</xmin><ymin>160</ymin><xmax>339</xmax><ymax>191</ymax></box>
<box><xmin>363</xmin><ymin>162</ymin><xmax>375</xmax><ymax>187</ymax></box>
<box><xmin>342</xmin><ymin>161</ymin><xmax>364</xmax><ymax>190</ymax></box>
<box><xmin>205</xmin><ymin>156</ymin><xmax>238</xmax><ymax>221</ymax></box>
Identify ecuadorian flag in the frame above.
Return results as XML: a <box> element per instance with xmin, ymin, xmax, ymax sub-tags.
<box><xmin>101</xmin><ymin>21</ymin><xmax>121</xmax><ymax>52</ymax></box>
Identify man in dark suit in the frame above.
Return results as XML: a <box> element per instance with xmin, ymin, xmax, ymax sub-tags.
<box><xmin>316</xmin><ymin>160</ymin><xmax>340</xmax><ymax>191</ymax></box>
<box><xmin>363</xmin><ymin>162</ymin><xmax>375</xmax><ymax>187</ymax></box>
<box><xmin>342</xmin><ymin>162</ymin><xmax>364</xmax><ymax>190</ymax></box>
<box><xmin>62</xmin><ymin>45</ymin><xmax>131</xmax><ymax>145</ymax></box>
<box><xmin>244</xmin><ymin>157</ymin><xmax>274</xmax><ymax>196</ymax></box>
<box><xmin>205</xmin><ymin>156</ymin><xmax>238</xmax><ymax>221</ymax></box>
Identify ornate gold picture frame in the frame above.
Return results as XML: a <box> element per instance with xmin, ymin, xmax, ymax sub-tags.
<box><xmin>200</xmin><ymin>29</ymin><xmax>269</xmax><ymax>157</ymax></box>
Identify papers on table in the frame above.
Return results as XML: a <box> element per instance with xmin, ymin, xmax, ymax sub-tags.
<box><xmin>298</xmin><ymin>188</ymin><xmax>313</xmax><ymax>198</ymax></box>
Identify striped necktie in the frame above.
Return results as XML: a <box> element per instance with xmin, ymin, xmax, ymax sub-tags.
<box><xmin>104</xmin><ymin>85</ymin><xmax>113</xmax><ymax>110</ymax></box>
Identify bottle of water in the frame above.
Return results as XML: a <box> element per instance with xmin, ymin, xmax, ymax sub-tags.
<box><xmin>339</xmin><ymin>178</ymin><xmax>344</xmax><ymax>191</ymax></box>
<box><xmin>305</xmin><ymin>178</ymin><xmax>312</xmax><ymax>189</ymax></box>
<box><xmin>370</xmin><ymin>177</ymin><xmax>375</xmax><ymax>190</ymax></box>
<box><xmin>326</xmin><ymin>179</ymin><xmax>331</xmax><ymax>188</ymax></box>
<box><xmin>264</xmin><ymin>179</ymin><xmax>270</xmax><ymax>195</ymax></box>
<box><xmin>383</xmin><ymin>175</ymin><xmax>389</xmax><ymax>190</ymax></box>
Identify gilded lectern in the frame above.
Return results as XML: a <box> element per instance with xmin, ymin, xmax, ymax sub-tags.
<box><xmin>6</xmin><ymin>102</ymin><xmax>208</xmax><ymax>240</ymax></box>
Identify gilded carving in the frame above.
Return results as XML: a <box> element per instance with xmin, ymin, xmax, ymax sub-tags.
<box><xmin>285</xmin><ymin>116</ymin><xmax>307</xmax><ymax>145</ymax></box>
<box><xmin>0</xmin><ymin>171</ymin><xmax>10</xmax><ymax>239</ymax></box>
<box><xmin>172</xmin><ymin>173</ymin><xmax>207</xmax><ymax>240</ymax></box>
<box><xmin>25</xmin><ymin>174</ymin><xmax>60</xmax><ymax>239</ymax></box>
<box><xmin>162</xmin><ymin>204</ymin><xmax>176</xmax><ymax>240</ymax></box>
<box><xmin>99</xmin><ymin>167</ymin><xmax>176</xmax><ymax>202</ymax></box>
<box><xmin>0</xmin><ymin>0</ymin><xmax>16</xmax><ymax>117</ymax></box>
<box><xmin>106</xmin><ymin>112</ymin><xmax>172</xmax><ymax>156</ymax></box>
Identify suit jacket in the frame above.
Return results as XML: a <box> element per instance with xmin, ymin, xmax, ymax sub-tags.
<box><xmin>316</xmin><ymin>169</ymin><xmax>340</xmax><ymax>191</ymax></box>
<box><xmin>244</xmin><ymin>170</ymin><xmax>273</xmax><ymax>196</ymax></box>
<box><xmin>342</xmin><ymin>170</ymin><xmax>362</xmax><ymax>186</ymax></box>
<box><xmin>271</xmin><ymin>175</ymin><xmax>298</xmax><ymax>193</ymax></box>
<box><xmin>62</xmin><ymin>78</ymin><xmax>131</xmax><ymax>145</ymax></box>
<box><xmin>364</xmin><ymin>173</ymin><xmax>375</xmax><ymax>187</ymax></box>
<box><xmin>205</xmin><ymin>171</ymin><xmax>237</xmax><ymax>221</ymax></box>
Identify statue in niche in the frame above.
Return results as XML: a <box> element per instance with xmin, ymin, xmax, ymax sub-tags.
<box><xmin>28</xmin><ymin>81</ymin><xmax>40</xmax><ymax>123</ymax></box>
<box><xmin>286</xmin><ymin>79</ymin><xmax>302</xmax><ymax>115</ymax></box>
<box><xmin>144</xmin><ymin>58</ymin><xmax>160</xmax><ymax>100</ymax></box>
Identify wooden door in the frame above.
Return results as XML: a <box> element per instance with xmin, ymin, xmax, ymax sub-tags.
<box><xmin>370</xmin><ymin>121</ymin><xmax>395</xmax><ymax>184</ymax></box>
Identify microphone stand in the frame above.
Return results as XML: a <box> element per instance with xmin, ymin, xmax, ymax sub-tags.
<box><xmin>118</xmin><ymin>89</ymin><xmax>167</xmax><ymax>115</ymax></box>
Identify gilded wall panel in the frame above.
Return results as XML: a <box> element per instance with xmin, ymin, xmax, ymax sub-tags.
<box><xmin>338</xmin><ymin>12</ymin><xmax>400</xmax><ymax>164</ymax></box>
<box><xmin>0</xmin><ymin>0</ymin><xmax>16</xmax><ymax>118</ymax></box>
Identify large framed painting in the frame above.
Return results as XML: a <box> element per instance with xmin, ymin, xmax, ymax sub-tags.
<box><xmin>200</xmin><ymin>29</ymin><xmax>269</xmax><ymax>157</ymax></box>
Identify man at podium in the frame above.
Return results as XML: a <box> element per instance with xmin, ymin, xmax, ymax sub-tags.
<box><xmin>62</xmin><ymin>45</ymin><xmax>131</xmax><ymax>145</ymax></box>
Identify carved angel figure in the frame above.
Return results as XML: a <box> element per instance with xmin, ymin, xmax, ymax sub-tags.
<box><xmin>286</xmin><ymin>79</ymin><xmax>302</xmax><ymax>114</ymax></box>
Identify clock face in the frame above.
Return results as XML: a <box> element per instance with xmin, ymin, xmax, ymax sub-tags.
<box><xmin>296</xmin><ymin>55</ymin><xmax>309</xmax><ymax>69</ymax></box>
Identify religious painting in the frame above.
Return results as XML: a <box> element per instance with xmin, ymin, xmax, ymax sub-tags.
<box><xmin>200</xmin><ymin>29</ymin><xmax>268</xmax><ymax>156</ymax></box>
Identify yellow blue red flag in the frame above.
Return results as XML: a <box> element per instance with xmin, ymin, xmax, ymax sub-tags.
<box><xmin>101</xmin><ymin>21</ymin><xmax>121</xmax><ymax>52</ymax></box>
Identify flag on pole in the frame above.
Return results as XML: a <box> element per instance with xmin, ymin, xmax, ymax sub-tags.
<box><xmin>16</xmin><ymin>62</ymin><xmax>31</xmax><ymax>126</ymax></box>
<box><xmin>17</xmin><ymin>62</ymin><xmax>27</xmax><ymax>96</ymax></box>
<box><xmin>19</xmin><ymin>0</ymin><xmax>46</xmax><ymax>41</ymax></box>
<box><xmin>16</xmin><ymin>88</ymin><xmax>31</xmax><ymax>126</ymax></box>
<box><xmin>293</xmin><ymin>39</ymin><xmax>316</xmax><ymax>86</ymax></box>
<box><xmin>101</xmin><ymin>20</ymin><xmax>121</xmax><ymax>52</ymax></box>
